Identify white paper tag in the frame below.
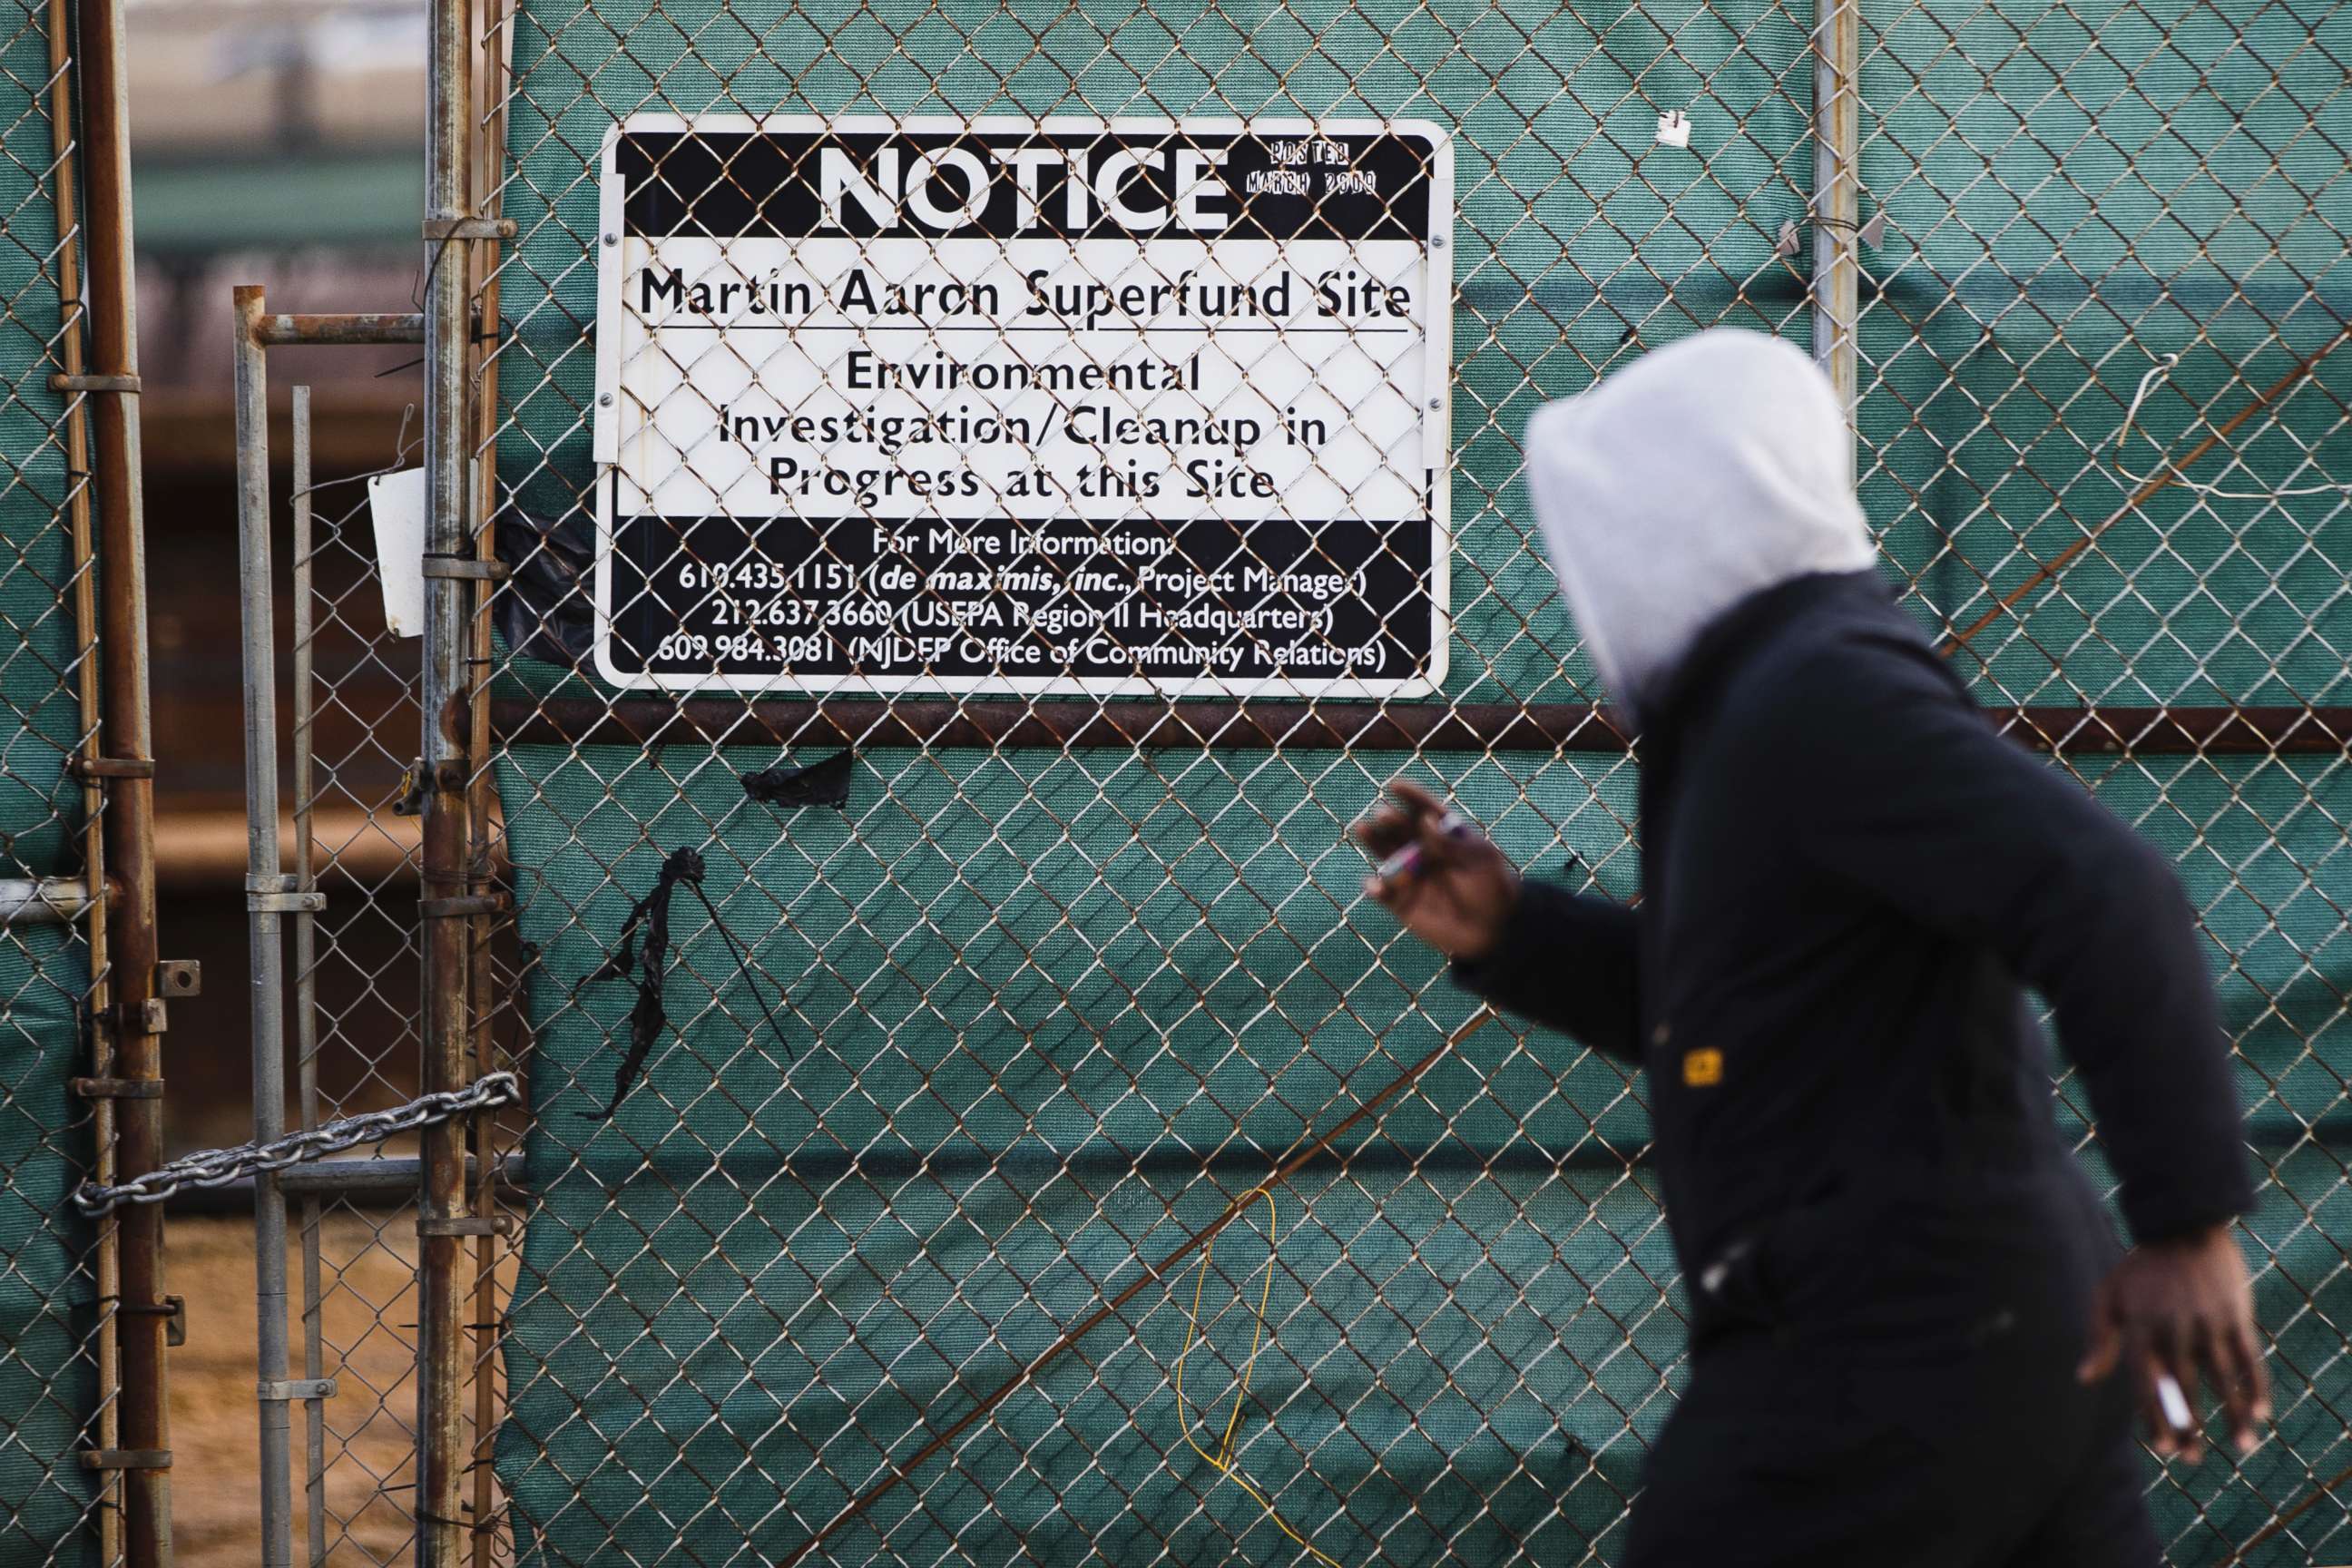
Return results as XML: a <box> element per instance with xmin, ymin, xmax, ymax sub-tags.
<box><xmin>367</xmin><ymin>467</ymin><xmax>426</xmax><ymax>639</ymax></box>
<box><xmin>1655</xmin><ymin>110</ymin><xmax>1691</xmax><ymax>149</ymax></box>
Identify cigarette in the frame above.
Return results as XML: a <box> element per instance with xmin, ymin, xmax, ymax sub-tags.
<box><xmin>1371</xmin><ymin>812</ymin><xmax>1475</xmax><ymax>885</ymax></box>
<box><xmin>2156</xmin><ymin>1372</ymin><xmax>2193</xmax><ymax>1433</ymax></box>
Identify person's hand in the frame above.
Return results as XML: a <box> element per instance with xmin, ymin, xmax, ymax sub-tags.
<box><xmin>2078</xmin><ymin>1221</ymin><xmax>2269</xmax><ymax>1463</ymax></box>
<box><xmin>1352</xmin><ymin>779</ymin><xmax>1521</xmax><ymax>962</ymax></box>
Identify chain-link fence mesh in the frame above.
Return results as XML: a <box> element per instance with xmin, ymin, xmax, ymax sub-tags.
<box><xmin>1856</xmin><ymin>7</ymin><xmax>2351</xmax><ymax>1560</ymax></box>
<box><xmin>232</xmin><ymin>0</ymin><xmax>2352</xmax><ymax>1563</ymax></box>
<box><xmin>257</xmin><ymin>408</ymin><xmax>524</xmax><ymax>1568</ymax></box>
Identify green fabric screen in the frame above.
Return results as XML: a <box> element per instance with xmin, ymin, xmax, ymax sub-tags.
<box><xmin>0</xmin><ymin>0</ymin><xmax>99</xmax><ymax>1558</ymax></box>
<box><xmin>485</xmin><ymin>2</ymin><xmax>2352</xmax><ymax>1563</ymax></box>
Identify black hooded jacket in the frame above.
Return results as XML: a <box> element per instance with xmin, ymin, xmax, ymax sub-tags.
<box><xmin>1456</xmin><ymin>571</ymin><xmax>2254</xmax><ymax>1330</ymax></box>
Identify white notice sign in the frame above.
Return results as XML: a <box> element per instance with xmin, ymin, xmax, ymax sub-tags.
<box><xmin>592</xmin><ymin>114</ymin><xmax>1453</xmax><ymax>696</ymax></box>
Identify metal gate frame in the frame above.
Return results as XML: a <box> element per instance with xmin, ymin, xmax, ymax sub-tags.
<box><xmin>37</xmin><ymin>0</ymin><xmax>169</xmax><ymax>1558</ymax></box>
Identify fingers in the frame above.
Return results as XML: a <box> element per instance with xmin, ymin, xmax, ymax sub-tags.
<box><xmin>1352</xmin><ymin>778</ymin><xmax>1444</xmax><ymax>860</ymax></box>
<box><xmin>1353</xmin><ymin>805</ymin><xmax>1416</xmax><ymax>860</ymax></box>
<box><xmin>2132</xmin><ymin>1343</ymin><xmax>2178</xmax><ymax>1460</ymax></box>
<box><xmin>1387</xmin><ymin>778</ymin><xmax>1448</xmax><ymax>819</ymax></box>
<box><xmin>2082</xmin><ymin>1286</ymin><xmax>2190</xmax><ymax>1461</ymax></box>
<box><xmin>2200</xmin><ymin>1325</ymin><xmax>2257</xmax><ymax>1457</ymax></box>
<box><xmin>1416</xmin><ymin>804</ymin><xmax>1471</xmax><ymax>869</ymax></box>
<box><xmin>2155</xmin><ymin>1323</ymin><xmax>2203</xmax><ymax>1464</ymax></box>
<box><xmin>2216</xmin><ymin>1318</ymin><xmax>2271</xmax><ymax>1456</ymax></box>
<box><xmin>2086</xmin><ymin>1236</ymin><xmax>2271</xmax><ymax>1467</ymax></box>
<box><xmin>1355</xmin><ymin>778</ymin><xmax>1473</xmax><ymax>872</ymax></box>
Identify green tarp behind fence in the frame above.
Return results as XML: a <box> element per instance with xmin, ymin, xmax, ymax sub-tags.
<box><xmin>0</xmin><ymin>0</ymin><xmax>99</xmax><ymax>1558</ymax></box>
<box><xmin>486</xmin><ymin>1</ymin><xmax>2352</xmax><ymax>1563</ymax></box>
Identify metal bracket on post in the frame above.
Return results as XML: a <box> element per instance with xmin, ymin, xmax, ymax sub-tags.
<box><xmin>422</xmin><ymin>216</ymin><xmax>515</xmax><ymax>242</ymax></box>
<box><xmin>69</xmin><ymin>754</ymin><xmax>153</xmax><ymax>781</ymax></box>
<box><xmin>119</xmin><ymin>1296</ymin><xmax>185</xmax><ymax>1348</ymax></box>
<box><xmin>419</xmin><ymin>892</ymin><xmax>509</xmax><ymax>920</ymax></box>
<box><xmin>416</xmin><ymin>1215</ymin><xmax>510</xmax><ymax>1239</ymax></box>
<box><xmin>95</xmin><ymin>996</ymin><xmax>168</xmax><ymax>1037</ymax></box>
<box><xmin>247</xmin><ymin>875</ymin><xmax>327</xmax><ymax>916</ymax></box>
<box><xmin>74</xmin><ymin>1077</ymin><xmax>164</xmax><ymax>1101</ymax></box>
<box><xmin>81</xmin><ymin>1451</ymin><xmax>172</xmax><ymax>1472</ymax></box>
<box><xmin>48</xmin><ymin>371</ymin><xmax>140</xmax><ymax>395</ymax></box>
<box><xmin>420</xmin><ymin>554</ymin><xmax>509</xmax><ymax>581</ymax></box>
<box><xmin>155</xmin><ymin>959</ymin><xmax>201</xmax><ymax>997</ymax></box>
<box><xmin>397</xmin><ymin>758</ymin><xmax>470</xmax><ymax>817</ymax></box>
<box><xmin>258</xmin><ymin>1378</ymin><xmax>338</xmax><ymax>1403</ymax></box>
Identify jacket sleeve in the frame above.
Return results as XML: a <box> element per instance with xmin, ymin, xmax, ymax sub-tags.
<box><xmin>1450</xmin><ymin>878</ymin><xmax>1642</xmax><ymax>1063</ymax></box>
<box><xmin>1779</xmin><ymin>632</ymin><xmax>2254</xmax><ymax>1243</ymax></box>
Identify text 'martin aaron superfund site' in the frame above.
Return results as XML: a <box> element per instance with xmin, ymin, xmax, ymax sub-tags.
<box><xmin>594</xmin><ymin>120</ymin><xmax>1450</xmax><ymax>695</ymax></box>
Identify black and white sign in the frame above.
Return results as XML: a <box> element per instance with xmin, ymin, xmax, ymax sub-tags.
<box><xmin>591</xmin><ymin>114</ymin><xmax>1453</xmax><ymax>696</ymax></box>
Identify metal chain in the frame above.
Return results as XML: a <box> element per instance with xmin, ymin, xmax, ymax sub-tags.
<box><xmin>72</xmin><ymin>1072</ymin><xmax>522</xmax><ymax>1217</ymax></box>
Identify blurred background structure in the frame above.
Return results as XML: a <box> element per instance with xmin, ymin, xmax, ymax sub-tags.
<box><xmin>124</xmin><ymin>11</ymin><xmax>427</xmax><ymax>1560</ymax></box>
<box><xmin>131</xmin><ymin>0</ymin><xmax>426</xmax><ymax>1156</ymax></box>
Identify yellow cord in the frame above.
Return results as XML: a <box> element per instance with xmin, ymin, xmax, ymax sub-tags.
<box><xmin>1172</xmin><ymin>1185</ymin><xmax>1347</xmax><ymax>1568</ymax></box>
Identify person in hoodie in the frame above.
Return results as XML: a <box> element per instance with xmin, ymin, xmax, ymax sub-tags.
<box><xmin>1355</xmin><ymin>329</ymin><xmax>2265</xmax><ymax>1565</ymax></box>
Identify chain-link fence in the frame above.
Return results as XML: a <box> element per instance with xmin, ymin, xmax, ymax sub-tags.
<box><xmin>214</xmin><ymin>0</ymin><xmax>2352</xmax><ymax>1563</ymax></box>
<box><xmin>0</xmin><ymin>0</ymin><xmax>153</xmax><ymax>1560</ymax></box>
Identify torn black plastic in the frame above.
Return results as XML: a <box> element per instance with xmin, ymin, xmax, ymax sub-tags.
<box><xmin>740</xmin><ymin>750</ymin><xmax>854</xmax><ymax>809</ymax></box>
<box><xmin>574</xmin><ymin>847</ymin><xmax>799</xmax><ymax>1122</ymax></box>
<box><xmin>492</xmin><ymin>501</ymin><xmax>598</xmax><ymax>668</ymax></box>
<box><xmin>576</xmin><ymin>847</ymin><xmax>703</xmax><ymax>1121</ymax></box>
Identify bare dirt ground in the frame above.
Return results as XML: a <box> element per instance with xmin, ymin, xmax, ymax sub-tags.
<box><xmin>170</xmin><ymin>1208</ymin><xmax>507</xmax><ymax>1566</ymax></box>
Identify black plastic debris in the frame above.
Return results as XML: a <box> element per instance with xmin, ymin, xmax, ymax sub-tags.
<box><xmin>576</xmin><ymin>846</ymin><xmax>797</xmax><ymax>1122</ymax></box>
<box><xmin>740</xmin><ymin>750</ymin><xmax>854</xmax><ymax>809</ymax></box>
<box><xmin>492</xmin><ymin>501</ymin><xmax>597</xmax><ymax>667</ymax></box>
<box><xmin>577</xmin><ymin>848</ymin><xmax>703</xmax><ymax>1121</ymax></box>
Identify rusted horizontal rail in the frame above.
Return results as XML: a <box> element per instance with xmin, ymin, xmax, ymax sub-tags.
<box><xmin>253</xmin><ymin>312</ymin><xmax>426</xmax><ymax>347</ymax></box>
<box><xmin>491</xmin><ymin>698</ymin><xmax>2351</xmax><ymax>755</ymax></box>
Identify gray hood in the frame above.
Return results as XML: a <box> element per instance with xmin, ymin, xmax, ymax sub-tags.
<box><xmin>1524</xmin><ymin>329</ymin><xmax>1877</xmax><ymax>713</ymax></box>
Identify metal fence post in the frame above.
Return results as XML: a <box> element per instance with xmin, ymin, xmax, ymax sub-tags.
<box><xmin>419</xmin><ymin>0</ymin><xmax>479</xmax><ymax>1553</ymax></box>
<box><xmin>79</xmin><ymin>0</ymin><xmax>170</xmax><ymax>1556</ymax></box>
<box><xmin>232</xmin><ymin>284</ymin><xmax>297</xmax><ymax>1568</ymax></box>
<box><xmin>1811</xmin><ymin>0</ymin><xmax>1860</xmax><ymax>422</ymax></box>
<box><xmin>289</xmin><ymin>387</ymin><xmax>332</xmax><ymax>1568</ymax></box>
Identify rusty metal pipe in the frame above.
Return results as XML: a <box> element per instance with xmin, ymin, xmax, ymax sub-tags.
<box><xmin>255</xmin><ymin>312</ymin><xmax>428</xmax><ymax>347</ymax></box>
<box><xmin>485</xmin><ymin>697</ymin><xmax>2352</xmax><ymax>758</ymax></box>
<box><xmin>80</xmin><ymin>0</ymin><xmax>171</xmax><ymax>1555</ymax></box>
<box><xmin>416</xmin><ymin>0</ymin><xmax>476</xmax><ymax>1553</ymax></box>
<box><xmin>465</xmin><ymin>13</ymin><xmax>515</xmax><ymax>1555</ymax></box>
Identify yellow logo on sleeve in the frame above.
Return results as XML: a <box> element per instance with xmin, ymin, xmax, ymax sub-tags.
<box><xmin>1681</xmin><ymin>1048</ymin><xmax>1723</xmax><ymax>1087</ymax></box>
